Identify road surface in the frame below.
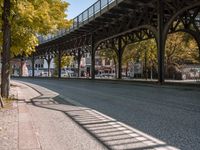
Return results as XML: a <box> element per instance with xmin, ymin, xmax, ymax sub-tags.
<box><xmin>15</xmin><ymin>78</ymin><xmax>200</xmax><ymax>150</ymax></box>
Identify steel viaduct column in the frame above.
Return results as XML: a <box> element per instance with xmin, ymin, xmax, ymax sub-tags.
<box><xmin>46</xmin><ymin>54</ymin><xmax>52</xmax><ymax>77</ymax></box>
<box><xmin>32</xmin><ymin>55</ymin><xmax>35</xmax><ymax>77</ymax></box>
<box><xmin>118</xmin><ymin>37</ymin><xmax>123</xmax><ymax>79</ymax></box>
<box><xmin>91</xmin><ymin>35</ymin><xmax>95</xmax><ymax>80</ymax></box>
<box><xmin>157</xmin><ymin>0</ymin><xmax>165</xmax><ymax>84</ymax></box>
<box><xmin>58</xmin><ymin>49</ymin><xmax>62</xmax><ymax>78</ymax></box>
<box><xmin>77</xmin><ymin>48</ymin><xmax>81</xmax><ymax>78</ymax></box>
<box><xmin>47</xmin><ymin>59</ymin><xmax>51</xmax><ymax>77</ymax></box>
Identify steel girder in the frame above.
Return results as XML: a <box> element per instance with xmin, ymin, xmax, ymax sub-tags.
<box><xmin>32</xmin><ymin>0</ymin><xmax>200</xmax><ymax>82</ymax></box>
<box><xmin>35</xmin><ymin>0</ymin><xmax>200</xmax><ymax>54</ymax></box>
<box><xmin>94</xmin><ymin>0</ymin><xmax>200</xmax><ymax>82</ymax></box>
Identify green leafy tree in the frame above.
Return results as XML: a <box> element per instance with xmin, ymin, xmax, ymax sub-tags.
<box><xmin>0</xmin><ymin>0</ymin><xmax>71</xmax><ymax>100</ymax></box>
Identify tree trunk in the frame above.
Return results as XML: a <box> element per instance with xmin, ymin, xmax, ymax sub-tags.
<box><xmin>47</xmin><ymin>60</ymin><xmax>51</xmax><ymax>77</ymax></box>
<box><xmin>46</xmin><ymin>57</ymin><xmax>51</xmax><ymax>77</ymax></box>
<box><xmin>144</xmin><ymin>51</ymin><xmax>147</xmax><ymax>80</ymax></box>
<box><xmin>20</xmin><ymin>59</ymin><xmax>23</xmax><ymax>77</ymax></box>
<box><xmin>125</xmin><ymin>62</ymin><xmax>128</xmax><ymax>77</ymax></box>
<box><xmin>1</xmin><ymin>0</ymin><xmax>11</xmax><ymax>98</ymax></box>
<box><xmin>113</xmin><ymin>57</ymin><xmax>117</xmax><ymax>78</ymax></box>
<box><xmin>77</xmin><ymin>57</ymin><xmax>81</xmax><ymax>78</ymax></box>
<box><xmin>0</xmin><ymin>96</ymin><xmax>4</xmax><ymax>108</ymax></box>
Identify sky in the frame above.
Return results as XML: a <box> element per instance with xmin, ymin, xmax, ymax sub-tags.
<box><xmin>66</xmin><ymin>0</ymin><xmax>97</xmax><ymax>19</ymax></box>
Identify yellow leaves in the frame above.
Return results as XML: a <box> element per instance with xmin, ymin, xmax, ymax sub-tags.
<box><xmin>0</xmin><ymin>0</ymin><xmax>71</xmax><ymax>57</ymax></box>
<box><xmin>54</xmin><ymin>54</ymin><xmax>74</xmax><ymax>69</ymax></box>
<box><xmin>165</xmin><ymin>32</ymin><xmax>199</xmax><ymax>66</ymax></box>
<box><xmin>17</xmin><ymin>1</ymin><xmax>35</xmax><ymax>24</ymax></box>
<box><xmin>124</xmin><ymin>39</ymin><xmax>157</xmax><ymax>67</ymax></box>
<box><xmin>99</xmin><ymin>48</ymin><xmax>118</xmax><ymax>63</ymax></box>
<box><xmin>11</xmin><ymin>26</ymin><xmax>38</xmax><ymax>57</ymax></box>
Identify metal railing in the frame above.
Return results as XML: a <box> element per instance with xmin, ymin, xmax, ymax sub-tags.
<box><xmin>39</xmin><ymin>0</ymin><xmax>117</xmax><ymax>44</ymax></box>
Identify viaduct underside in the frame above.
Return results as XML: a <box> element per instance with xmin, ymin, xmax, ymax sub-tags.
<box><xmin>30</xmin><ymin>0</ymin><xmax>200</xmax><ymax>83</ymax></box>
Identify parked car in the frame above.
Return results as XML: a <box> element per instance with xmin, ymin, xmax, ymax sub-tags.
<box><xmin>61</xmin><ymin>70</ymin><xmax>74</xmax><ymax>78</ymax></box>
<box><xmin>96</xmin><ymin>73</ymin><xmax>115</xmax><ymax>79</ymax></box>
<box><xmin>40</xmin><ymin>72</ymin><xmax>50</xmax><ymax>77</ymax></box>
<box><xmin>181</xmin><ymin>68</ymin><xmax>200</xmax><ymax>80</ymax></box>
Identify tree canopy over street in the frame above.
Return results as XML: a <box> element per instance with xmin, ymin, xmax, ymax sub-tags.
<box><xmin>0</xmin><ymin>0</ymin><xmax>70</xmax><ymax>100</ymax></box>
<box><xmin>0</xmin><ymin>0</ymin><xmax>70</xmax><ymax>56</ymax></box>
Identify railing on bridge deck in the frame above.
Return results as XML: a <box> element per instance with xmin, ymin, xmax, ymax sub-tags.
<box><xmin>39</xmin><ymin>0</ymin><xmax>118</xmax><ymax>44</ymax></box>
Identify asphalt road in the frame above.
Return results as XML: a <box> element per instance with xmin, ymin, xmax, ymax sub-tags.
<box><xmin>15</xmin><ymin>78</ymin><xmax>200</xmax><ymax>150</ymax></box>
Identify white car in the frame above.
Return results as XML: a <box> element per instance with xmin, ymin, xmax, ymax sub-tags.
<box><xmin>61</xmin><ymin>70</ymin><xmax>74</xmax><ymax>78</ymax></box>
<box><xmin>61</xmin><ymin>71</ymin><xmax>69</xmax><ymax>77</ymax></box>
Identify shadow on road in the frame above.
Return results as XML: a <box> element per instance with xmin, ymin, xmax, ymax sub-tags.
<box><xmin>26</xmin><ymin>88</ymin><xmax>178</xmax><ymax>150</ymax></box>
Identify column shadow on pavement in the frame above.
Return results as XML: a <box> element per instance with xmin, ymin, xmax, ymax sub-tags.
<box><xmin>27</xmin><ymin>93</ymin><xmax>178</xmax><ymax>150</ymax></box>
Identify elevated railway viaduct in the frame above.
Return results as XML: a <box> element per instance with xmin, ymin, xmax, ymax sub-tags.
<box><xmin>30</xmin><ymin>0</ymin><xmax>200</xmax><ymax>83</ymax></box>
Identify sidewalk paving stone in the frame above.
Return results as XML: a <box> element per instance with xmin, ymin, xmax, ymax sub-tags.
<box><xmin>10</xmin><ymin>81</ymin><xmax>107</xmax><ymax>150</ymax></box>
<box><xmin>0</xmin><ymin>107</ymin><xmax>18</xmax><ymax>150</ymax></box>
<box><xmin>1</xmin><ymin>80</ymin><xmax>181</xmax><ymax>150</ymax></box>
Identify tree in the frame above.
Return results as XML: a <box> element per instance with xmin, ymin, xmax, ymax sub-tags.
<box><xmin>165</xmin><ymin>32</ymin><xmax>199</xmax><ymax>78</ymax></box>
<box><xmin>124</xmin><ymin>32</ymin><xmax>199</xmax><ymax>79</ymax></box>
<box><xmin>98</xmin><ymin>40</ymin><xmax>158</xmax><ymax>79</ymax></box>
<box><xmin>97</xmin><ymin>33</ymin><xmax>199</xmax><ymax>80</ymax></box>
<box><xmin>124</xmin><ymin>39</ymin><xmax>158</xmax><ymax>78</ymax></box>
<box><xmin>0</xmin><ymin>0</ymin><xmax>70</xmax><ymax>99</ymax></box>
<box><xmin>1</xmin><ymin>0</ymin><xmax>11</xmax><ymax>102</ymax></box>
<box><xmin>98</xmin><ymin>48</ymin><xmax>118</xmax><ymax>77</ymax></box>
<box><xmin>54</xmin><ymin>54</ymin><xmax>74</xmax><ymax>76</ymax></box>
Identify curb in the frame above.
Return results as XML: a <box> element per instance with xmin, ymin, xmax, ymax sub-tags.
<box><xmin>13</xmin><ymin>77</ymin><xmax>200</xmax><ymax>93</ymax></box>
<box><xmin>15</xmin><ymin>80</ymin><xmax>84</xmax><ymax>107</ymax></box>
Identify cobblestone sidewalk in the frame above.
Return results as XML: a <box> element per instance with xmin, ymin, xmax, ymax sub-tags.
<box><xmin>0</xmin><ymin>83</ymin><xmax>41</xmax><ymax>150</ymax></box>
<box><xmin>1</xmin><ymin>81</ymin><xmax>106</xmax><ymax>150</ymax></box>
<box><xmin>0</xmin><ymin>102</ymin><xmax>18</xmax><ymax>150</ymax></box>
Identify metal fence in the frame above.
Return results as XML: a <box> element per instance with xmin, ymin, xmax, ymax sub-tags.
<box><xmin>39</xmin><ymin>0</ymin><xmax>117</xmax><ymax>44</ymax></box>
